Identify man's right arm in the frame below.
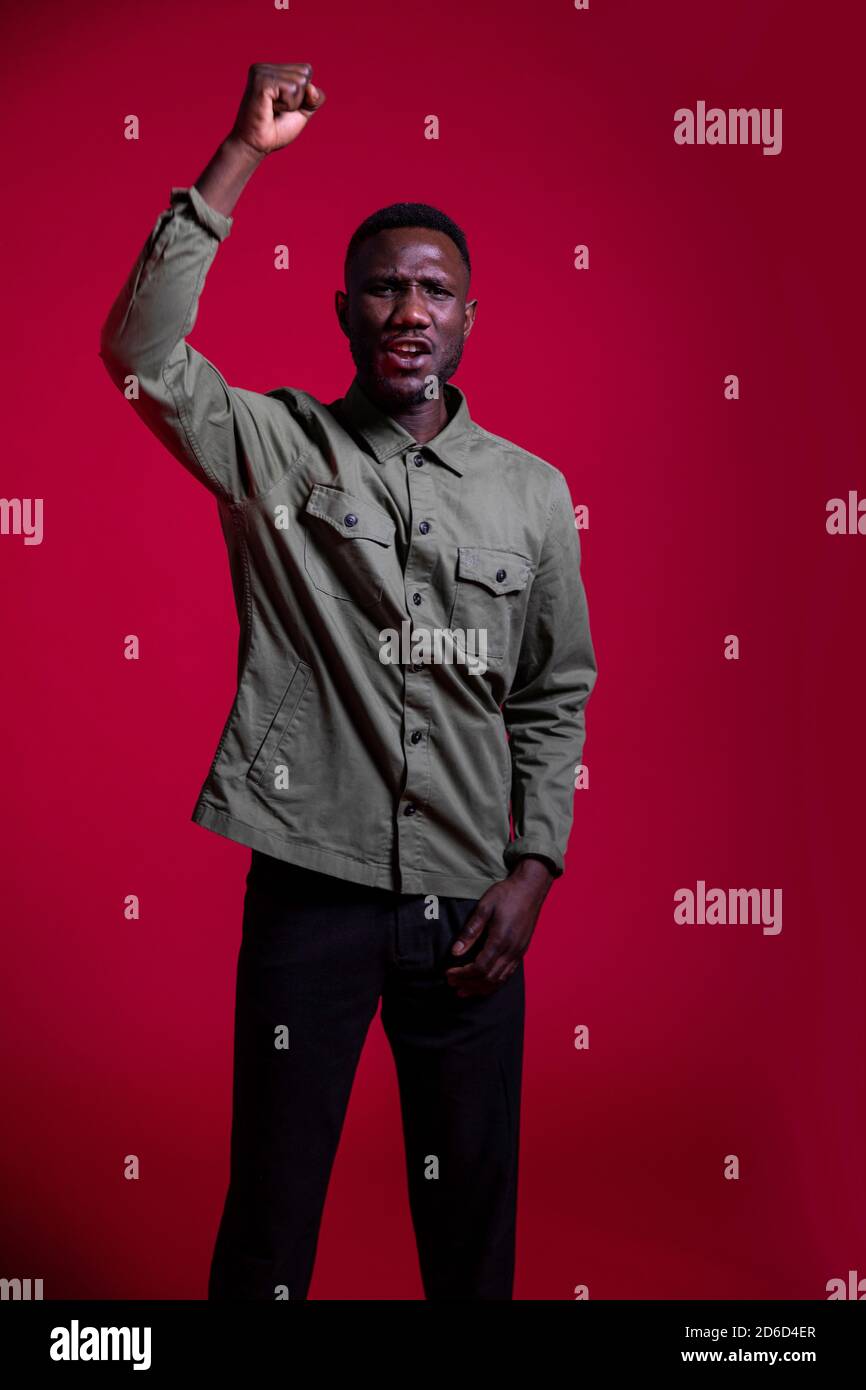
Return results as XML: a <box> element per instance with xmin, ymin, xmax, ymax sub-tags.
<box><xmin>98</xmin><ymin>64</ymin><xmax>327</xmax><ymax>501</ymax></box>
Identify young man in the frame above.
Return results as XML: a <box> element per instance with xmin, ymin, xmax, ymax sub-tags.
<box><xmin>99</xmin><ymin>62</ymin><xmax>598</xmax><ymax>1301</ymax></box>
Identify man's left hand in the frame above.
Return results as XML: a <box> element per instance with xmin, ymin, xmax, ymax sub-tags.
<box><xmin>445</xmin><ymin>856</ymin><xmax>555</xmax><ymax>997</ymax></box>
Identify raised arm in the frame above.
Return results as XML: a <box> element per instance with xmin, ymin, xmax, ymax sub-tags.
<box><xmin>98</xmin><ymin>63</ymin><xmax>327</xmax><ymax>500</ymax></box>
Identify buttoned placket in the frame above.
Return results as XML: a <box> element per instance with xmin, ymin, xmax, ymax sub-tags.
<box><xmin>394</xmin><ymin>447</ymin><xmax>439</xmax><ymax>887</ymax></box>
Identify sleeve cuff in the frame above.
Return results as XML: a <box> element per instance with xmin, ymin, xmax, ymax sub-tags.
<box><xmin>170</xmin><ymin>184</ymin><xmax>234</xmax><ymax>242</ymax></box>
<box><xmin>503</xmin><ymin>841</ymin><xmax>564</xmax><ymax>877</ymax></box>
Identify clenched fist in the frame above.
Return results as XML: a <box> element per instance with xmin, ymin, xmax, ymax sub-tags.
<box><xmin>230</xmin><ymin>62</ymin><xmax>327</xmax><ymax>155</ymax></box>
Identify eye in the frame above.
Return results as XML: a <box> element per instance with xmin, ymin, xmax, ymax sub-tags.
<box><xmin>367</xmin><ymin>281</ymin><xmax>451</xmax><ymax>297</ymax></box>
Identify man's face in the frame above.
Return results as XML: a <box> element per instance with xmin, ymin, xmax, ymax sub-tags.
<box><xmin>336</xmin><ymin>227</ymin><xmax>477</xmax><ymax>409</ymax></box>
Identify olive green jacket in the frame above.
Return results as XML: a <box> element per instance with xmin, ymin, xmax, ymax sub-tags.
<box><xmin>98</xmin><ymin>184</ymin><xmax>598</xmax><ymax>897</ymax></box>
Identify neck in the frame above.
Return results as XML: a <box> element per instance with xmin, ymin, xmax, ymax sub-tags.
<box><xmin>359</xmin><ymin>378</ymin><xmax>450</xmax><ymax>445</ymax></box>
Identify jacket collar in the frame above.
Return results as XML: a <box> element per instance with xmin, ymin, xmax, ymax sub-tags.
<box><xmin>334</xmin><ymin>374</ymin><xmax>474</xmax><ymax>476</ymax></box>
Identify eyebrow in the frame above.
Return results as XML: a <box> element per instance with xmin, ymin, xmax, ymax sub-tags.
<box><xmin>362</xmin><ymin>272</ymin><xmax>454</xmax><ymax>289</ymax></box>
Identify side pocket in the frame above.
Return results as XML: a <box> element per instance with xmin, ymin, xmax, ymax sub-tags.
<box><xmin>246</xmin><ymin>660</ymin><xmax>312</xmax><ymax>789</ymax></box>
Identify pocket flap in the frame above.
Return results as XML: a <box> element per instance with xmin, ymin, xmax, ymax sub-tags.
<box><xmin>456</xmin><ymin>546</ymin><xmax>532</xmax><ymax>595</ymax></box>
<box><xmin>305</xmin><ymin>485</ymin><xmax>395</xmax><ymax>545</ymax></box>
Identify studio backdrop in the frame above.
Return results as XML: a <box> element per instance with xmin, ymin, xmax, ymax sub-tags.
<box><xmin>1</xmin><ymin>0</ymin><xmax>863</xmax><ymax>1299</ymax></box>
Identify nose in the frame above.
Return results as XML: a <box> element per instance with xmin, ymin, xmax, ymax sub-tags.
<box><xmin>389</xmin><ymin>283</ymin><xmax>432</xmax><ymax>326</ymax></box>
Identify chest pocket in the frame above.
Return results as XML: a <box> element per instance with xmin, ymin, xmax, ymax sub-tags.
<box><xmin>448</xmin><ymin>546</ymin><xmax>533</xmax><ymax>664</ymax></box>
<box><xmin>303</xmin><ymin>484</ymin><xmax>396</xmax><ymax>606</ymax></box>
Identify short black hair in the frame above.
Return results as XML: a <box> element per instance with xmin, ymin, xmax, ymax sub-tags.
<box><xmin>344</xmin><ymin>202</ymin><xmax>471</xmax><ymax>290</ymax></box>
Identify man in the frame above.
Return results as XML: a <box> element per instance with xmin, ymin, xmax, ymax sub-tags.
<box><xmin>99</xmin><ymin>62</ymin><xmax>598</xmax><ymax>1301</ymax></box>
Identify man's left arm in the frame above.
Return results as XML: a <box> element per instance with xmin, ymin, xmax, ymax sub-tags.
<box><xmin>447</xmin><ymin>469</ymin><xmax>598</xmax><ymax>995</ymax></box>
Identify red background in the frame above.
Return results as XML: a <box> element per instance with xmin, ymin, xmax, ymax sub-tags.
<box><xmin>2</xmin><ymin>0</ymin><xmax>864</xmax><ymax>1299</ymax></box>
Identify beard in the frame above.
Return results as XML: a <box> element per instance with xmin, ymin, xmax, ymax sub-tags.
<box><xmin>350</xmin><ymin>333</ymin><xmax>466</xmax><ymax>410</ymax></box>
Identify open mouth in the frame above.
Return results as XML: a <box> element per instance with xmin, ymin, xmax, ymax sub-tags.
<box><xmin>381</xmin><ymin>341</ymin><xmax>432</xmax><ymax>370</ymax></box>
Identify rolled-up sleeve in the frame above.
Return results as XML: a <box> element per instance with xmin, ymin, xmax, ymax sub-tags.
<box><xmin>501</xmin><ymin>468</ymin><xmax>598</xmax><ymax>877</ymax></box>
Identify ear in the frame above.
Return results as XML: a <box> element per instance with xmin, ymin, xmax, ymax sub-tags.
<box><xmin>335</xmin><ymin>288</ymin><xmax>349</xmax><ymax>338</ymax></box>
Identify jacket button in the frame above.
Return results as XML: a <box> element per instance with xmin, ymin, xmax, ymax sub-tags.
<box><xmin>344</xmin><ymin>513</ymin><xmax>358</xmax><ymax>527</ymax></box>
<box><xmin>411</xmin><ymin>661</ymin><xmax>425</xmax><ymax>672</ymax></box>
<box><xmin>419</xmin><ymin>520</ymin><xmax>430</xmax><ymax>534</ymax></box>
<box><xmin>496</xmin><ymin>567</ymin><xmax>507</xmax><ymax>582</ymax></box>
<box><xmin>404</xmin><ymin>803</ymin><xmax>418</xmax><ymax>815</ymax></box>
<box><xmin>410</xmin><ymin>730</ymin><xmax>423</xmax><ymax>744</ymax></box>
<box><xmin>412</xmin><ymin>592</ymin><xmax>422</xmax><ymax>605</ymax></box>
<box><xmin>413</xmin><ymin>454</ymin><xmax>424</xmax><ymax>467</ymax></box>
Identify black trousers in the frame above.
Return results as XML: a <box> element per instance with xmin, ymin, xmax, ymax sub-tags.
<box><xmin>207</xmin><ymin>850</ymin><xmax>525</xmax><ymax>1300</ymax></box>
